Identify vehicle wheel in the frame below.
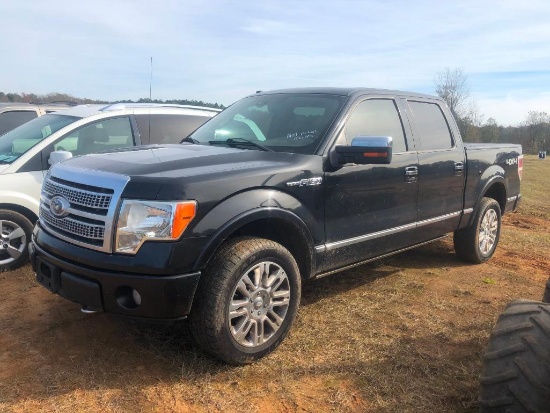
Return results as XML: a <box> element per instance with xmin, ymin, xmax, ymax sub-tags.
<box><xmin>0</xmin><ymin>210</ymin><xmax>34</xmax><ymax>271</ymax></box>
<box><xmin>480</xmin><ymin>300</ymin><xmax>550</xmax><ymax>413</ymax></box>
<box><xmin>190</xmin><ymin>237</ymin><xmax>301</xmax><ymax>365</ymax></box>
<box><xmin>454</xmin><ymin>197</ymin><xmax>501</xmax><ymax>264</ymax></box>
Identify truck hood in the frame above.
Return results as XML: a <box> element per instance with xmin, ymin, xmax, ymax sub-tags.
<box><xmin>0</xmin><ymin>164</ymin><xmax>9</xmax><ymax>174</ymax></box>
<box><xmin>55</xmin><ymin>143</ymin><xmax>313</xmax><ymax>201</ymax></box>
<box><xmin>61</xmin><ymin>144</ymin><xmax>293</xmax><ymax>178</ymax></box>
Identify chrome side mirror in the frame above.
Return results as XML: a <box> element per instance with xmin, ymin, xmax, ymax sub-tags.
<box><xmin>333</xmin><ymin>136</ymin><xmax>393</xmax><ymax>165</ymax></box>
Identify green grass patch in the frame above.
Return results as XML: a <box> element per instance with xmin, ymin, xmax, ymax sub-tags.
<box><xmin>519</xmin><ymin>155</ymin><xmax>550</xmax><ymax>219</ymax></box>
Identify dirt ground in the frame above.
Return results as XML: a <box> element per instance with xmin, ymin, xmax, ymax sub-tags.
<box><xmin>1</xmin><ymin>157</ymin><xmax>548</xmax><ymax>413</ymax></box>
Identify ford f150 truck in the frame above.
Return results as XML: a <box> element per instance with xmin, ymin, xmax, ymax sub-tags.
<box><xmin>30</xmin><ymin>88</ymin><xmax>522</xmax><ymax>364</ymax></box>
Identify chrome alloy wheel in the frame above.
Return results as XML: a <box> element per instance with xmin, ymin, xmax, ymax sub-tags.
<box><xmin>228</xmin><ymin>261</ymin><xmax>291</xmax><ymax>348</ymax></box>
<box><xmin>478</xmin><ymin>209</ymin><xmax>498</xmax><ymax>255</ymax></box>
<box><xmin>0</xmin><ymin>220</ymin><xmax>26</xmax><ymax>266</ymax></box>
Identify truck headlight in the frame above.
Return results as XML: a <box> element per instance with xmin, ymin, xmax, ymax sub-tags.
<box><xmin>115</xmin><ymin>200</ymin><xmax>197</xmax><ymax>254</ymax></box>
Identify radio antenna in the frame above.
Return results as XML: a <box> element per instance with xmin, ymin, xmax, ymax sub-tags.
<box><xmin>149</xmin><ymin>56</ymin><xmax>153</xmax><ymax>101</ymax></box>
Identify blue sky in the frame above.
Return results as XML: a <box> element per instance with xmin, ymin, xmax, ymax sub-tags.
<box><xmin>1</xmin><ymin>0</ymin><xmax>549</xmax><ymax>126</ymax></box>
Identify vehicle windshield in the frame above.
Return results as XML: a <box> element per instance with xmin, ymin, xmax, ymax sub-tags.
<box><xmin>0</xmin><ymin>114</ymin><xmax>79</xmax><ymax>164</ymax></box>
<box><xmin>188</xmin><ymin>93</ymin><xmax>346</xmax><ymax>154</ymax></box>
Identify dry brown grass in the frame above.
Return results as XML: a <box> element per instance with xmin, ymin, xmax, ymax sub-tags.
<box><xmin>0</xmin><ymin>156</ymin><xmax>548</xmax><ymax>412</ymax></box>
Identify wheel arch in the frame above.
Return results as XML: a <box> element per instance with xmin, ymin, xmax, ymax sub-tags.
<box><xmin>0</xmin><ymin>203</ymin><xmax>38</xmax><ymax>225</ymax></box>
<box><xmin>193</xmin><ymin>207</ymin><xmax>316</xmax><ymax>280</ymax></box>
<box><xmin>481</xmin><ymin>180</ymin><xmax>506</xmax><ymax>214</ymax></box>
<box><xmin>462</xmin><ymin>176</ymin><xmax>507</xmax><ymax>229</ymax></box>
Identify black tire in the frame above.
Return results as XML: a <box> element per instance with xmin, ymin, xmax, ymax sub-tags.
<box><xmin>454</xmin><ymin>197</ymin><xmax>502</xmax><ymax>264</ymax></box>
<box><xmin>0</xmin><ymin>209</ymin><xmax>34</xmax><ymax>271</ymax></box>
<box><xmin>543</xmin><ymin>278</ymin><xmax>550</xmax><ymax>304</ymax></box>
<box><xmin>480</xmin><ymin>300</ymin><xmax>550</xmax><ymax>413</ymax></box>
<box><xmin>189</xmin><ymin>237</ymin><xmax>301</xmax><ymax>365</ymax></box>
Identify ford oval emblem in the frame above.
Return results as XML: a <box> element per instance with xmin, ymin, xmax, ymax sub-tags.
<box><xmin>50</xmin><ymin>195</ymin><xmax>70</xmax><ymax>218</ymax></box>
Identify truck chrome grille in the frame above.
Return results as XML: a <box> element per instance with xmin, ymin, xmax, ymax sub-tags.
<box><xmin>39</xmin><ymin>165</ymin><xmax>129</xmax><ymax>252</ymax></box>
<box><xmin>39</xmin><ymin>207</ymin><xmax>105</xmax><ymax>241</ymax></box>
<box><xmin>43</xmin><ymin>180</ymin><xmax>112</xmax><ymax>209</ymax></box>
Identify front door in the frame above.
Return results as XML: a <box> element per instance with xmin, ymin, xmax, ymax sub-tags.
<box><xmin>321</xmin><ymin>97</ymin><xmax>419</xmax><ymax>273</ymax></box>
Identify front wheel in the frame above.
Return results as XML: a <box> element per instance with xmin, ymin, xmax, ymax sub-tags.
<box><xmin>454</xmin><ymin>197</ymin><xmax>502</xmax><ymax>264</ymax></box>
<box><xmin>0</xmin><ymin>210</ymin><xmax>34</xmax><ymax>271</ymax></box>
<box><xmin>190</xmin><ymin>237</ymin><xmax>301</xmax><ymax>365</ymax></box>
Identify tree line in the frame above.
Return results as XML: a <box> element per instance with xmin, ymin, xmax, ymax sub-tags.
<box><xmin>435</xmin><ymin>68</ymin><xmax>548</xmax><ymax>154</ymax></box>
<box><xmin>0</xmin><ymin>91</ymin><xmax>225</xmax><ymax>110</ymax></box>
<box><xmin>2</xmin><ymin>82</ymin><xmax>548</xmax><ymax>154</ymax></box>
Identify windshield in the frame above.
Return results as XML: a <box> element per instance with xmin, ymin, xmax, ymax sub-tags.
<box><xmin>0</xmin><ymin>114</ymin><xmax>79</xmax><ymax>164</ymax></box>
<box><xmin>189</xmin><ymin>93</ymin><xmax>346</xmax><ymax>154</ymax></box>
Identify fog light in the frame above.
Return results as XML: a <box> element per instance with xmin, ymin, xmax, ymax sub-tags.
<box><xmin>115</xmin><ymin>286</ymin><xmax>142</xmax><ymax>309</ymax></box>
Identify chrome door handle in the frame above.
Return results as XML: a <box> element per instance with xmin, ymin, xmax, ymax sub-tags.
<box><xmin>454</xmin><ymin>162</ymin><xmax>464</xmax><ymax>176</ymax></box>
<box><xmin>405</xmin><ymin>166</ymin><xmax>418</xmax><ymax>182</ymax></box>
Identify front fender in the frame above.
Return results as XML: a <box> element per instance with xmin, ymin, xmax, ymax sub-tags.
<box><xmin>0</xmin><ymin>171</ymin><xmax>44</xmax><ymax>216</ymax></box>
<box><xmin>189</xmin><ymin>189</ymin><xmax>320</xmax><ymax>271</ymax></box>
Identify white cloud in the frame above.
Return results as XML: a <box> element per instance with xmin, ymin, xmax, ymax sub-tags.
<box><xmin>478</xmin><ymin>93</ymin><xmax>550</xmax><ymax>126</ymax></box>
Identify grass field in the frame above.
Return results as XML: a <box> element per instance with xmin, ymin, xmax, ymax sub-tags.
<box><xmin>0</xmin><ymin>156</ymin><xmax>548</xmax><ymax>412</ymax></box>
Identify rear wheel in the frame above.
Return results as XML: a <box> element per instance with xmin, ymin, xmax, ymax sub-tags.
<box><xmin>190</xmin><ymin>237</ymin><xmax>301</xmax><ymax>365</ymax></box>
<box><xmin>0</xmin><ymin>210</ymin><xmax>33</xmax><ymax>271</ymax></box>
<box><xmin>454</xmin><ymin>197</ymin><xmax>501</xmax><ymax>264</ymax></box>
<box><xmin>480</xmin><ymin>300</ymin><xmax>550</xmax><ymax>412</ymax></box>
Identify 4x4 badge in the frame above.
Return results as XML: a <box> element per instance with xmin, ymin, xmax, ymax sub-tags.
<box><xmin>286</xmin><ymin>177</ymin><xmax>322</xmax><ymax>187</ymax></box>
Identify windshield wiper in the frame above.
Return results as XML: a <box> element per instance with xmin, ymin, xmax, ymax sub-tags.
<box><xmin>208</xmin><ymin>137</ymin><xmax>273</xmax><ymax>152</ymax></box>
<box><xmin>181</xmin><ymin>136</ymin><xmax>201</xmax><ymax>144</ymax></box>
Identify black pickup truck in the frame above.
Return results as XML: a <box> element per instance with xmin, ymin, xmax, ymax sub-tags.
<box><xmin>30</xmin><ymin>88</ymin><xmax>522</xmax><ymax>364</ymax></box>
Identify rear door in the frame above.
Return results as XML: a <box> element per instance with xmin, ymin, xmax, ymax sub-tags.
<box><xmin>405</xmin><ymin>99</ymin><xmax>465</xmax><ymax>240</ymax></box>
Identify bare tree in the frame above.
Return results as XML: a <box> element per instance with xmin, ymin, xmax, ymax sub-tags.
<box><xmin>522</xmin><ymin>111</ymin><xmax>550</xmax><ymax>153</ymax></box>
<box><xmin>434</xmin><ymin>67</ymin><xmax>485</xmax><ymax>142</ymax></box>
<box><xmin>434</xmin><ymin>67</ymin><xmax>470</xmax><ymax>118</ymax></box>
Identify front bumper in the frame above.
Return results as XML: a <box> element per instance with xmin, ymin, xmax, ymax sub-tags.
<box><xmin>30</xmin><ymin>239</ymin><xmax>201</xmax><ymax>321</ymax></box>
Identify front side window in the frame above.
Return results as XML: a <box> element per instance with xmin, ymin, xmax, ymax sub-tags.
<box><xmin>344</xmin><ymin>99</ymin><xmax>407</xmax><ymax>153</ymax></box>
<box><xmin>189</xmin><ymin>93</ymin><xmax>346</xmax><ymax>154</ymax></box>
<box><xmin>0</xmin><ymin>114</ymin><xmax>78</xmax><ymax>164</ymax></box>
<box><xmin>137</xmin><ymin>114</ymin><xmax>211</xmax><ymax>145</ymax></box>
<box><xmin>55</xmin><ymin>117</ymin><xmax>134</xmax><ymax>155</ymax></box>
<box><xmin>408</xmin><ymin>101</ymin><xmax>453</xmax><ymax>150</ymax></box>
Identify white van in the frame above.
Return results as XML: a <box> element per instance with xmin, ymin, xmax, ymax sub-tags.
<box><xmin>0</xmin><ymin>103</ymin><xmax>220</xmax><ymax>270</ymax></box>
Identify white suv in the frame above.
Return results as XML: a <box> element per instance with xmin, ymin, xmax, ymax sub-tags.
<box><xmin>0</xmin><ymin>103</ymin><xmax>220</xmax><ymax>270</ymax></box>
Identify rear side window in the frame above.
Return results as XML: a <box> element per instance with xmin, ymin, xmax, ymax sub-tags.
<box><xmin>137</xmin><ymin>114</ymin><xmax>211</xmax><ymax>145</ymax></box>
<box><xmin>0</xmin><ymin>110</ymin><xmax>38</xmax><ymax>135</ymax></box>
<box><xmin>408</xmin><ymin>101</ymin><xmax>453</xmax><ymax>150</ymax></box>
<box><xmin>344</xmin><ymin>99</ymin><xmax>407</xmax><ymax>153</ymax></box>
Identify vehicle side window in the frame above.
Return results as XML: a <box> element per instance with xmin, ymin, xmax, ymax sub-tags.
<box><xmin>408</xmin><ymin>101</ymin><xmax>453</xmax><ymax>150</ymax></box>
<box><xmin>143</xmin><ymin>114</ymin><xmax>211</xmax><ymax>145</ymax></box>
<box><xmin>0</xmin><ymin>111</ymin><xmax>38</xmax><ymax>135</ymax></box>
<box><xmin>55</xmin><ymin>117</ymin><xmax>134</xmax><ymax>155</ymax></box>
<box><xmin>344</xmin><ymin>99</ymin><xmax>407</xmax><ymax>153</ymax></box>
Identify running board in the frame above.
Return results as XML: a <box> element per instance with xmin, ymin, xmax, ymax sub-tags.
<box><xmin>313</xmin><ymin>235</ymin><xmax>448</xmax><ymax>279</ymax></box>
